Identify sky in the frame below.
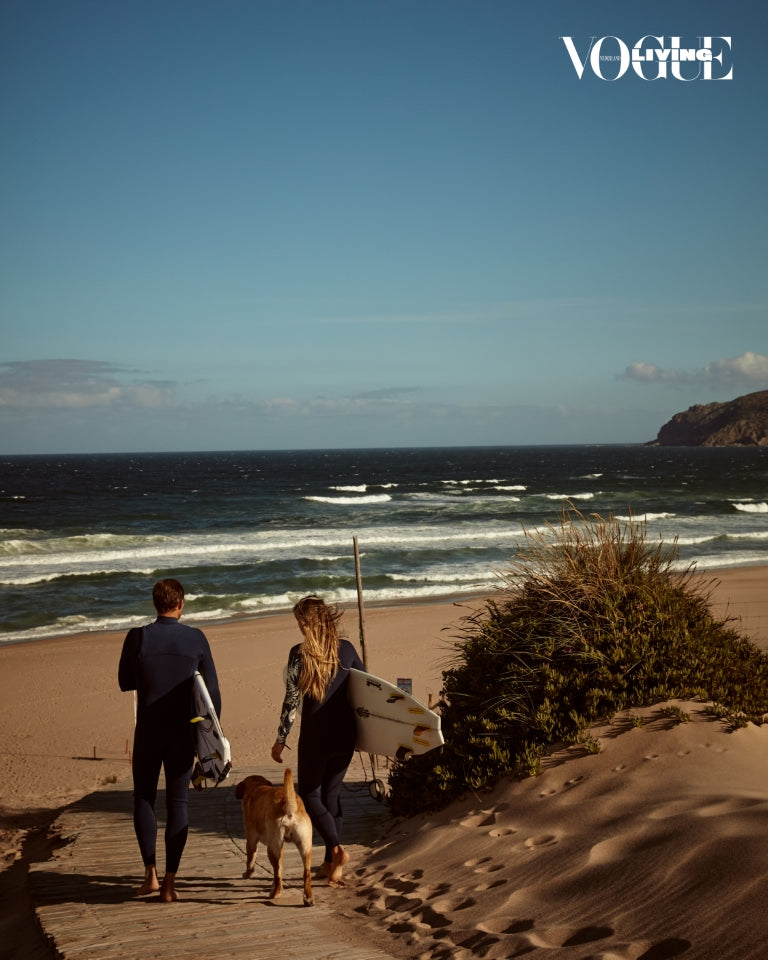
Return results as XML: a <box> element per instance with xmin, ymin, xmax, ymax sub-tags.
<box><xmin>1</xmin><ymin>0</ymin><xmax>766</xmax><ymax>454</ymax></box>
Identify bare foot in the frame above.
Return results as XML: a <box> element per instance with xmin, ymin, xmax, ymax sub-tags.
<box><xmin>137</xmin><ymin>866</ymin><xmax>160</xmax><ymax>896</ymax></box>
<box><xmin>329</xmin><ymin>845</ymin><xmax>350</xmax><ymax>885</ymax></box>
<box><xmin>316</xmin><ymin>862</ymin><xmax>332</xmax><ymax>880</ymax></box>
<box><xmin>159</xmin><ymin>874</ymin><xmax>179</xmax><ymax>903</ymax></box>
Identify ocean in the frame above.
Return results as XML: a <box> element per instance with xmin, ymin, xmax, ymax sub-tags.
<box><xmin>1</xmin><ymin>445</ymin><xmax>767</xmax><ymax>645</ymax></box>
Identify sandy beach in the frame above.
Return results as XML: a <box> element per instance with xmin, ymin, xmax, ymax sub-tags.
<box><xmin>2</xmin><ymin>567</ymin><xmax>768</xmax><ymax>958</ymax></box>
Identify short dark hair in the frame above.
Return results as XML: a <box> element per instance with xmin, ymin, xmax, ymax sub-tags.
<box><xmin>153</xmin><ymin>578</ymin><xmax>185</xmax><ymax>614</ymax></box>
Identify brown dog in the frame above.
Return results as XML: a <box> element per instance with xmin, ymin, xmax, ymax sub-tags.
<box><xmin>235</xmin><ymin>769</ymin><xmax>314</xmax><ymax>907</ymax></box>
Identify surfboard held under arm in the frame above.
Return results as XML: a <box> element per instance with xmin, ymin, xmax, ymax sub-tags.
<box><xmin>190</xmin><ymin>671</ymin><xmax>232</xmax><ymax>790</ymax></box>
<box><xmin>347</xmin><ymin>667</ymin><xmax>444</xmax><ymax>759</ymax></box>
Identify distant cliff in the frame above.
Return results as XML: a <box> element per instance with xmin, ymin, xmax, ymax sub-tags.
<box><xmin>649</xmin><ymin>390</ymin><xmax>768</xmax><ymax>446</ymax></box>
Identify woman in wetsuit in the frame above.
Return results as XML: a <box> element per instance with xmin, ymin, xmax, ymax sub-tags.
<box><xmin>271</xmin><ymin>596</ymin><xmax>364</xmax><ymax>885</ymax></box>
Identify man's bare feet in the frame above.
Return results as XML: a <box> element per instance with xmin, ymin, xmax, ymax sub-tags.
<box><xmin>137</xmin><ymin>865</ymin><xmax>160</xmax><ymax>896</ymax></box>
<box><xmin>159</xmin><ymin>873</ymin><xmax>179</xmax><ymax>903</ymax></box>
<box><xmin>329</xmin><ymin>845</ymin><xmax>350</xmax><ymax>885</ymax></box>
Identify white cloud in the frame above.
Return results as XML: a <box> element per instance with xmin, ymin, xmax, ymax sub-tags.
<box><xmin>0</xmin><ymin>360</ymin><xmax>174</xmax><ymax>410</ymax></box>
<box><xmin>619</xmin><ymin>352</ymin><xmax>768</xmax><ymax>388</ymax></box>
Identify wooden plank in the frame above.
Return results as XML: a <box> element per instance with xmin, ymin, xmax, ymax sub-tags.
<box><xmin>30</xmin><ymin>768</ymin><xmax>393</xmax><ymax>960</ymax></box>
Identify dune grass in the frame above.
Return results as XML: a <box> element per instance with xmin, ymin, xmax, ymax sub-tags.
<box><xmin>388</xmin><ymin>509</ymin><xmax>768</xmax><ymax>817</ymax></box>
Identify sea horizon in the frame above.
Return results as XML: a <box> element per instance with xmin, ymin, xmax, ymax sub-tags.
<box><xmin>2</xmin><ymin>444</ymin><xmax>767</xmax><ymax>645</ymax></box>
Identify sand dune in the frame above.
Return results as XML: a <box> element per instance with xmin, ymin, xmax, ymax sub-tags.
<box><xmin>2</xmin><ymin>567</ymin><xmax>768</xmax><ymax>959</ymax></box>
<box><xmin>340</xmin><ymin>702</ymin><xmax>768</xmax><ymax>959</ymax></box>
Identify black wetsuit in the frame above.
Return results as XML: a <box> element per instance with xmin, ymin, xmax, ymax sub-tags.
<box><xmin>118</xmin><ymin>616</ymin><xmax>220</xmax><ymax>875</ymax></box>
<box><xmin>276</xmin><ymin>638</ymin><xmax>364</xmax><ymax>862</ymax></box>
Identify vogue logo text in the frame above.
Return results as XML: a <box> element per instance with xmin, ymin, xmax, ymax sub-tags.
<box><xmin>561</xmin><ymin>36</ymin><xmax>733</xmax><ymax>81</ymax></box>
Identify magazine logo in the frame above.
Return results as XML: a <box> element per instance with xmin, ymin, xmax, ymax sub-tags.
<box><xmin>561</xmin><ymin>36</ymin><xmax>733</xmax><ymax>80</ymax></box>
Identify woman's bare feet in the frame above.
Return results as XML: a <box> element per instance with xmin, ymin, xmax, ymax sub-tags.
<box><xmin>329</xmin><ymin>845</ymin><xmax>349</xmax><ymax>885</ymax></box>
<box><xmin>137</xmin><ymin>865</ymin><xmax>160</xmax><ymax>896</ymax></box>
<box><xmin>159</xmin><ymin>873</ymin><xmax>179</xmax><ymax>903</ymax></box>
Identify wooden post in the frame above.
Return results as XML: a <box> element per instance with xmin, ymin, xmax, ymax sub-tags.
<box><xmin>353</xmin><ymin>536</ymin><xmax>368</xmax><ymax>669</ymax></box>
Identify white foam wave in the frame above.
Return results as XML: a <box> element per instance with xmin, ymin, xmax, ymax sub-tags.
<box><xmin>674</xmin><ymin>554</ymin><xmax>768</xmax><ymax>572</ymax></box>
<box><xmin>330</xmin><ymin>485</ymin><xmax>368</xmax><ymax>493</ymax></box>
<box><xmin>727</xmin><ymin>530</ymin><xmax>768</xmax><ymax>542</ymax></box>
<box><xmin>734</xmin><ymin>502</ymin><xmax>768</xmax><ymax>514</ymax></box>
<box><xmin>0</xmin><ymin>532</ymin><xmax>170</xmax><ymax>558</ymax></box>
<box><xmin>0</xmin><ymin>521</ymin><xmax>526</xmax><ymax>586</ymax></box>
<box><xmin>673</xmin><ymin>534</ymin><xmax>719</xmax><ymax>547</ymax></box>
<box><xmin>305</xmin><ymin>494</ymin><xmax>392</xmax><ymax>505</ymax></box>
<box><xmin>408</xmin><ymin>491</ymin><xmax>521</xmax><ymax>505</ymax></box>
<box><xmin>0</xmin><ymin>577</ymin><xmax>500</xmax><ymax>645</ymax></box>
<box><xmin>388</xmin><ymin>569</ymin><xmax>489</xmax><ymax>584</ymax></box>
<box><xmin>614</xmin><ymin>512</ymin><xmax>676</xmax><ymax>523</ymax></box>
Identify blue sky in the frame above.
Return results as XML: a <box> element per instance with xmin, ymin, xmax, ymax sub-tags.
<box><xmin>1</xmin><ymin>0</ymin><xmax>765</xmax><ymax>453</ymax></box>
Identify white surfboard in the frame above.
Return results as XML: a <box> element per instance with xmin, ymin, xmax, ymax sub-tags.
<box><xmin>190</xmin><ymin>671</ymin><xmax>232</xmax><ymax>790</ymax></box>
<box><xmin>347</xmin><ymin>668</ymin><xmax>444</xmax><ymax>759</ymax></box>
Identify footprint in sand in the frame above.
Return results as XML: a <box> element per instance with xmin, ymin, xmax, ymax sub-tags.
<box><xmin>478</xmin><ymin>917</ymin><xmax>535</xmax><ymax>935</ymax></box>
<box><xmin>525</xmin><ymin>834</ymin><xmax>558</xmax><ymax>848</ymax></box>
<box><xmin>466</xmin><ymin>857</ymin><xmax>504</xmax><ymax>874</ymax></box>
<box><xmin>636</xmin><ymin>937</ymin><xmax>692</xmax><ymax>960</ymax></box>
<box><xmin>427</xmin><ymin>881</ymin><xmax>452</xmax><ymax>898</ymax></box>
<box><xmin>416</xmin><ymin>904</ymin><xmax>451</xmax><ymax>928</ymax></box>
<box><xmin>384</xmin><ymin>893</ymin><xmax>422</xmax><ymax>912</ymax></box>
<box><xmin>383</xmin><ymin>877</ymin><xmax>420</xmax><ymax>894</ymax></box>
<box><xmin>464</xmin><ymin>856</ymin><xmax>492</xmax><ymax>868</ymax></box>
<box><xmin>565</xmin><ymin>775</ymin><xmax>584</xmax><ymax>786</ymax></box>
<box><xmin>431</xmin><ymin>895</ymin><xmax>477</xmax><ymax>914</ymax></box>
<box><xmin>448</xmin><ymin>928</ymin><xmax>501</xmax><ymax>953</ymax></box>
<box><xmin>488</xmin><ymin>826</ymin><xmax>516</xmax><ymax>838</ymax></box>
<box><xmin>561</xmin><ymin>924</ymin><xmax>614</xmax><ymax>946</ymax></box>
<box><xmin>473</xmin><ymin>877</ymin><xmax>507</xmax><ymax>892</ymax></box>
<box><xmin>460</xmin><ymin>811</ymin><xmax>497</xmax><ymax>828</ymax></box>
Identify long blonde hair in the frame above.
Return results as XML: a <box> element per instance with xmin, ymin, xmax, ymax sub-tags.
<box><xmin>293</xmin><ymin>596</ymin><xmax>343</xmax><ymax>701</ymax></box>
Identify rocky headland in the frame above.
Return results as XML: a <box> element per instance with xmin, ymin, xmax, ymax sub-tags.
<box><xmin>649</xmin><ymin>389</ymin><xmax>768</xmax><ymax>446</ymax></box>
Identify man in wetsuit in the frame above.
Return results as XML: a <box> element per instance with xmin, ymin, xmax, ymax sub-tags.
<box><xmin>118</xmin><ymin>578</ymin><xmax>221</xmax><ymax>902</ymax></box>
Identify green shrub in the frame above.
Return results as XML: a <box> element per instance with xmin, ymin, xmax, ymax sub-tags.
<box><xmin>388</xmin><ymin>509</ymin><xmax>768</xmax><ymax>817</ymax></box>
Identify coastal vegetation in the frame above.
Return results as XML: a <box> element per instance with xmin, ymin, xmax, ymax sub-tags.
<box><xmin>388</xmin><ymin>509</ymin><xmax>768</xmax><ymax>817</ymax></box>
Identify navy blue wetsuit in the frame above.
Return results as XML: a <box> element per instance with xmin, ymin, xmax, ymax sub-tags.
<box><xmin>276</xmin><ymin>638</ymin><xmax>364</xmax><ymax>862</ymax></box>
<box><xmin>118</xmin><ymin>617</ymin><xmax>220</xmax><ymax>875</ymax></box>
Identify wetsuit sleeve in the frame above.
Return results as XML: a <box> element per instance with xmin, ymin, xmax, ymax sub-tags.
<box><xmin>198</xmin><ymin>634</ymin><xmax>222</xmax><ymax>718</ymax></box>
<box><xmin>340</xmin><ymin>638</ymin><xmax>365</xmax><ymax>672</ymax></box>
<box><xmin>118</xmin><ymin>627</ymin><xmax>140</xmax><ymax>692</ymax></box>
<box><xmin>276</xmin><ymin>647</ymin><xmax>302</xmax><ymax>744</ymax></box>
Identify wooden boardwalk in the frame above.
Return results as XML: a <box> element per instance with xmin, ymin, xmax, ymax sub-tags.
<box><xmin>30</xmin><ymin>767</ymin><xmax>395</xmax><ymax>960</ymax></box>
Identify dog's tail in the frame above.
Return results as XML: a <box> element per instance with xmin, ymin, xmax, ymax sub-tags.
<box><xmin>283</xmin><ymin>767</ymin><xmax>299</xmax><ymax>818</ymax></box>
